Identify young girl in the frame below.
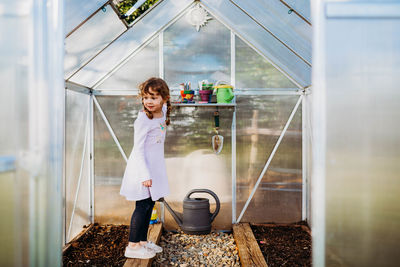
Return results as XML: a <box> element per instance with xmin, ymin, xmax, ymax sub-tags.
<box><xmin>120</xmin><ymin>77</ymin><xmax>172</xmax><ymax>259</ymax></box>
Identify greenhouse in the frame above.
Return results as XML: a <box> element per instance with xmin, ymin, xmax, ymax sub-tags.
<box><xmin>1</xmin><ymin>0</ymin><xmax>399</xmax><ymax>266</ymax></box>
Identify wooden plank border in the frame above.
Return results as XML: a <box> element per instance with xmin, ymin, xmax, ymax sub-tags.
<box><xmin>62</xmin><ymin>224</ymin><xmax>94</xmax><ymax>254</ymax></box>
<box><xmin>124</xmin><ymin>222</ymin><xmax>163</xmax><ymax>267</ymax></box>
<box><xmin>233</xmin><ymin>223</ymin><xmax>268</xmax><ymax>267</ymax></box>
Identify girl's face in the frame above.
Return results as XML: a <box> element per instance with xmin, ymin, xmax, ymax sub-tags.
<box><xmin>142</xmin><ymin>88</ymin><xmax>165</xmax><ymax>114</ymax></box>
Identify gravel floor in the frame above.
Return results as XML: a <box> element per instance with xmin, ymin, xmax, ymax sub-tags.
<box><xmin>152</xmin><ymin>230</ymin><xmax>240</xmax><ymax>267</ymax></box>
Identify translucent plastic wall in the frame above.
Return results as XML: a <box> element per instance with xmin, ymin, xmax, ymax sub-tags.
<box><xmin>236</xmin><ymin>95</ymin><xmax>302</xmax><ymax>223</ymax></box>
<box><xmin>65</xmin><ymin>90</ymin><xmax>91</xmax><ymax>242</ymax></box>
<box><xmin>0</xmin><ymin>4</ymin><xmax>22</xmax><ymax>264</ymax></box>
<box><xmin>92</xmin><ymin>96</ymin><xmax>138</xmax><ymax>224</ymax></box>
<box><xmin>91</xmin><ymin>97</ymin><xmax>303</xmax><ymax>229</ymax></box>
<box><xmin>312</xmin><ymin>1</ymin><xmax>400</xmax><ymax>266</ymax></box>
<box><xmin>0</xmin><ymin>0</ymin><xmax>64</xmax><ymax>266</ymax></box>
<box><xmin>86</xmin><ymin>3</ymin><xmax>305</xmax><ymax>228</ymax></box>
<box><xmin>92</xmin><ymin>96</ymin><xmax>234</xmax><ymax>229</ymax></box>
<box><xmin>163</xmin><ymin>14</ymin><xmax>231</xmax><ymax>88</ymax></box>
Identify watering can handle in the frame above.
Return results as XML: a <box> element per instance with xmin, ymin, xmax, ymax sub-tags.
<box><xmin>185</xmin><ymin>189</ymin><xmax>220</xmax><ymax>223</ymax></box>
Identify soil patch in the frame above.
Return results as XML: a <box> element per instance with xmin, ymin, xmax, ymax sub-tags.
<box><xmin>251</xmin><ymin>222</ymin><xmax>311</xmax><ymax>267</ymax></box>
<box><xmin>63</xmin><ymin>223</ymin><xmax>128</xmax><ymax>267</ymax></box>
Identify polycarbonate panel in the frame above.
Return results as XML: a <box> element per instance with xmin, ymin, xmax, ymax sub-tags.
<box><xmin>65</xmin><ymin>0</ymin><xmax>108</xmax><ymax>34</ymax></box>
<box><xmin>317</xmin><ymin>9</ymin><xmax>400</xmax><ymax>266</ymax></box>
<box><xmin>0</xmin><ymin>9</ymin><xmax>29</xmax><ymax>266</ymax></box>
<box><xmin>65</xmin><ymin>90</ymin><xmax>90</xmax><ymax>242</ymax></box>
<box><xmin>69</xmin><ymin>0</ymin><xmax>193</xmax><ymax>87</ymax></box>
<box><xmin>164</xmin><ymin>13</ymin><xmax>230</xmax><ymax>88</ymax></box>
<box><xmin>284</xmin><ymin>0</ymin><xmax>311</xmax><ymax>22</ymax></box>
<box><xmin>305</xmin><ymin>94</ymin><xmax>312</xmax><ymax>224</ymax></box>
<box><xmin>201</xmin><ymin>0</ymin><xmax>311</xmax><ymax>87</ymax></box>
<box><xmin>96</xmin><ymin>37</ymin><xmax>159</xmax><ymax>90</ymax></box>
<box><xmin>236</xmin><ymin>95</ymin><xmax>301</xmax><ymax>223</ymax></box>
<box><xmin>93</xmin><ymin>96</ymin><xmax>233</xmax><ymax>229</ymax></box>
<box><xmin>232</xmin><ymin>0</ymin><xmax>311</xmax><ymax>64</ymax></box>
<box><xmin>235</xmin><ymin>36</ymin><xmax>297</xmax><ymax>88</ymax></box>
<box><xmin>1</xmin><ymin>0</ymin><xmax>64</xmax><ymax>265</ymax></box>
<box><xmin>93</xmin><ymin>96</ymin><xmax>139</xmax><ymax>224</ymax></box>
<box><xmin>65</xmin><ymin>5</ymin><xmax>126</xmax><ymax>78</ymax></box>
<box><xmin>0</xmin><ymin>171</ymin><xmax>15</xmax><ymax>266</ymax></box>
<box><xmin>164</xmin><ymin>106</ymin><xmax>234</xmax><ymax>230</ymax></box>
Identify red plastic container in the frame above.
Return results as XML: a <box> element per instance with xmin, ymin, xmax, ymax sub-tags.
<box><xmin>199</xmin><ymin>90</ymin><xmax>212</xmax><ymax>103</ymax></box>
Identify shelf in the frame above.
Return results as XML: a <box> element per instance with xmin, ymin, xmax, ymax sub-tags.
<box><xmin>172</xmin><ymin>102</ymin><xmax>236</xmax><ymax>107</ymax></box>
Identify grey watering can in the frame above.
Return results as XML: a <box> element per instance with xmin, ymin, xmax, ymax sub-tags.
<box><xmin>161</xmin><ymin>189</ymin><xmax>220</xmax><ymax>235</ymax></box>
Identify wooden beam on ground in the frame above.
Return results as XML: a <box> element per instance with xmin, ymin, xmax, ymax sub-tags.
<box><xmin>233</xmin><ymin>223</ymin><xmax>268</xmax><ymax>267</ymax></box>
<box><xmin>124</xmin><ymin>222</ymin><xmax>163</xmax><ymax>267</ymax></box>
<box><xmin>62</xmin><ymin>224</ymin><xmax>94</xmax><ymax>254</ymax></box>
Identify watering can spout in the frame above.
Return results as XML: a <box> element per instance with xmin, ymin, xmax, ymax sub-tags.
<box><xmin>160</xmin><ymin>198</ymin><xmax>183</xmax><ymax>227</ymax></box>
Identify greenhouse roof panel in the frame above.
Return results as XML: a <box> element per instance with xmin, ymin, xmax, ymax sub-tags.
<box><xmin>68</xmin><ymin>0</ymin><xmax>193</xmax><ymax>87</ymax></box>
<box><xmin>283</xmin><ymin>0</ymin><xmax>311</xmax><ymax>23</ymax></box>
<box><xmin>65</xmin><ymin>0</ymin><xmax>109</xmax><ymax>35</ymax></box>
<box><xmin>201</xmin><ymin>0</ymin><xmax>311</xmax><ymax>87</ymax></box>
<box><xmin>231</xmin><ymin>0</ymin><xmax>311</xmax><ymax>65</ymax></box>
<box><xmin>64</xmin><ymin>4</ymin><xmax>126</xmax><ymax>79</ymax></box>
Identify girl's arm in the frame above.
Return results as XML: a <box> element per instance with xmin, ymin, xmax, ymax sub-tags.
<box><xmin>133</xmin><ymin>113</ymin><xmax>151</xmax><ymax>183</ymax></box>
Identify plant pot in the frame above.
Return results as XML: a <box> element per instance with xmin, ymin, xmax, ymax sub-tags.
<box><xmin>181</xmin><ymin>90</ymin><xmax>195</xmax><ymax>103</ymax></box>
<box><xmin>199</xmin><ymin>90</ymin><xmax>212</xmax><ymax>103</ymax></box>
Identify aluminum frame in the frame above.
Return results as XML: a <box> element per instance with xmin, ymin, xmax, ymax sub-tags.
<box><xmin>302</xmin><ymin>91</ymin><xmax>307</xmax><ymax>220</ymax></box>
<box><xmin>89</xmin><ymin>94</ymin><xmax>95</xmax><ymax>223</ymax></box>
<box><xmin>279</xmin><ymin>0</ymin><xmax>311</xmax><ymax>24</ymax></box>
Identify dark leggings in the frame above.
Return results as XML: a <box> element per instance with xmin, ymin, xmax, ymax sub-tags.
<box><xmin>129</xmin><ymin>197</ymin><xmax>155</xmax><ymax>242</ymax></box>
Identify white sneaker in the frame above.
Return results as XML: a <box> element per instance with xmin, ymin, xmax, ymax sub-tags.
<box><xmin>124</xmin><ymin>245</ymin><xmax>156</xmax><ymax>259</ymax></box>
<box><xmin>143</xmin><ymin>241</ymin><xmax>163</xmax><ymax>253</ymax></box>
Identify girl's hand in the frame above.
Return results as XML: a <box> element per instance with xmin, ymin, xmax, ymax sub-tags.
<box><xmin>142</xmin><ymin>179</ymin><xmax>152</xmax><ymax>187</ymax></box>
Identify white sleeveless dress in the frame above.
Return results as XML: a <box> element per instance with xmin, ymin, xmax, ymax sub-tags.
<box><xmin>120</xmin><ymin>105</ymin><xmax>170</xmax><ymax>201</ymax></box>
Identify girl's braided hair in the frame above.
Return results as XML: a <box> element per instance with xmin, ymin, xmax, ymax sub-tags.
<box><xmin>138</xmin><ymin>77</ymin><xmax>172</xmax><ymax>125</ymax></box>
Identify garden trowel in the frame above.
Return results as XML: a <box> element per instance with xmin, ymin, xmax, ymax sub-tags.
<box><xmin>212</xmin><ymin>110</ymin><xmax>224</xmax><ymax>154</ymax></box>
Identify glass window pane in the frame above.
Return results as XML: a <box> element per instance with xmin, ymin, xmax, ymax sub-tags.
<box><xmin>236</xmin><ymin>95</ymin><xmax>302</xmax><ymax>222</ymax></box>
<box><xmin>164</xmin><ymin>13</ymin><xmax>231</xmax><ymax>88</ymax></box>
<box><xmin>202</xmin><ymin>0</ymin><xmax>311</xmax><ymax>87</ymax></box>
<box><xmin>69</xmin><ymin>0</ymin><xmax>192</xmax><ymax>87</ymax></box>
<box><xmin>96</xmin><ymin>38</ymin><xmax>159</xmax><ymax>90</ymax></box>
<box><xmin>65</xmin><ymin>90</ymin><xmax>90</xmax><ymax>242</ymax></box>
<box><xmin>235</xmin><ymin>36</ymin><xmax>297</xmax><ymax>88</ymax></box>
<box><xmin>232</xmin><ymin>0</ymin><xmax>311</xmax><ymax>64</ymax></box>
<box><xmin>65</xmin><ymin>0</ymin><xmax>108</xmax><ymax>34</ymax></box>
<box><xmin>65</xmin><ymin>5</ymin><xmax>126</xmax><ymax>78</ymax></box>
